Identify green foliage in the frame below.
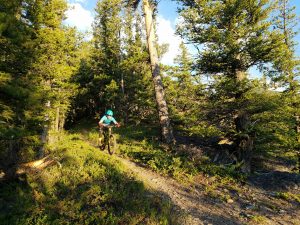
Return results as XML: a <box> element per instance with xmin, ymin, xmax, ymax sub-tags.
<box><xmin>270</xmin><ymin>0</ymin><xmax>300</xmax><ymax>159</ymax></box>
<box><xmin>177</xmin><ymin>0</ymin><xmax>285</xmax><ymax>76</ymax></box>
<box><xmin>162</xmin><ymin>43</ymin><xmax>215</xmax><ymax>137</ymax></box>
<box><xmin>119</xmin><ymin>8</ymin><xmax>156</xmax><ymax>123</ymax></box>
<box><xmin>0</xmin><ymin>132</ymin><xmax>176</xmax><ymax>225</ymax></box>
<box><xmin>0</xmin><ymin>0</ymin><xmax>41</xmax><ymax>166</ymax></box>
<box><xmin>172</xmin><ymin>1</ymin><xmax>297</xmax><ymax>174</ymax></box>
<box><xmin>1</xmin><ymin>4</ymin><xmax>300</xmax><ymax>224</ymax></box>
<box><xmin>275</xmin><ymin>191</ymin><xmax>300</xmax><ymax>203</ymax></box>
<box><xmin>87</xmin><ymin>124</ymin><xmax>245</xmax><ymax>182</ymax></box>
<box><xmin>249</xmin><ymin>215</ymin><xmax>268</xmax><ymax>224</ymax></box>
<box><xmin>92</xmin><ymin>0</ymin><xmax>123</xmax><ymax>109</ymax></box>
<box><xmin>0</xmin><ymin>0</ymin><xmax>83</xmax><ymax>174</ymax></box>
<box><xmin>70</xmin><ymin>1</ymin><xmax>156</xmax><ymax>125</ymax></box>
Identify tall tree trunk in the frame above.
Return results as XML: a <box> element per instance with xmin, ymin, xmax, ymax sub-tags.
<box><xmin>234</xmin><ymin>111</ymin><xmax>254</xmax><ymax>174</ymax></box>
<box><xmin>59</xmin><ymin>112</ymin><xmax>65</xmax><ymax>131</ymax></box>
<box><xmin>142</xmin><ymin>0</ymin><xmax>174</xmax><ymax>144</ymax></box>
<box><xmin>295</xmin><ymin>112</ymin><xmax>300</xmax><ymax>172</ymax></box>
<box><xmin>234</xmin><ymin>69</ymin><xmax>254</xmax><ymax>174</ymax></box>
<box><xmin>55</xmin><ymin>106</ymin><xmax>60</xmax><ymax>132</ymax></box>
<box><xmin>290</xmin><ymin>80</ymin><xmax>300</xmax><ymax>172</ymax></box>
<box><xmin>39</xmin><ymin>124</ymin><xmax>48</xmax><ymax>158</ymax></box>
<box><xmin>296</xmin><ymin>115</ymin><xmax>300</xmax><ymax>142</ymax></box>
<box><xmin>39</xmin><ymin>100</ymin><xmax>51</xmax><ymax>157</ymax></box>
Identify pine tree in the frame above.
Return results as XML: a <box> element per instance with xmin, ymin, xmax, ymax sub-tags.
<box><xmin>0</xmin><ymin>0</ymin><xmax>81</xmax><ymax>178</ymax></box>
<box><xmin>163</xmin><ymin>42</ymin><xmax>204</xmax><ymax>134</ymax></box>
<box><xmin>120</xmin><ymin>7</ymin><xmax>156</xmax><ymax>123</ymax></box>
<box><xmin>28</xmin><ymin>0</ymin><xmax>80</xmax><ymax>148</ymax></box>
<box><xmin>0</xmin><ymin>0</ymin><xmax>40</xmax><ymax>174</ymax></box>
<box><xmin>177</xmin><ymin>0</ymin><xmax>286</xmax><ymax>172</ymax></box>
<box><xmin>92</xmin><ymin>0</ymin><xmax>123</xmax><ymax>113</ymax></box>
<box><xmin>272</xmin><ymin>0</ymin><xmax>300</xmax><ymax>171</ymax></box>
<box><xmin>0</xmin><ymin>0</ymin><xmax>37</xmax><ymax>174</ymax></box>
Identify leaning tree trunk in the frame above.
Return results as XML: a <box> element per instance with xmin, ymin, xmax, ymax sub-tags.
<box><xmin>142</xmin><ymin>0</ymin><xmax>174</xmax><ymax>144</ymax></box>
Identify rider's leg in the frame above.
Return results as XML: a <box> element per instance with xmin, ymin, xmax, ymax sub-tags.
<box><xmin>99</xmin><ymin>128</ymin><xmax>105</xmax><ymax>150</ymax></box>
<box><xmin>100</xmin><ymin>127</ymin><xmax>109</xmax><ymax>150</ymax></box>
<box><xmin>103</xmin><ymin>127</ymin><xmax>109</xmax><ymax>144</ymax></box>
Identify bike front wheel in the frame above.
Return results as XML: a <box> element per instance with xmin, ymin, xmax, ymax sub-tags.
<box><xmin>108</xmin><ymin>134</ymin><xmax>117</xmax><ymax>155</ymax></box>
<box><xmin>98</xmin><ymin>133</ymin><xmax>105</xmax><ymax>150</ymax></box>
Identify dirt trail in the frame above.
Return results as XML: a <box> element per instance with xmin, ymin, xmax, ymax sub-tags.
<box><xmin>114</xmin><ymin>156</ymin><xmax>242</xmax><ymax>225</ymax></box>
<box><xmin>114</xmin><ymin>154</ymin><xmax>300</xmax><ymax>225</ymax></box>
<box><xmin>83</xmin><ymin>130</ymin><xmax>299</xmax><ymax>225</ymax></box>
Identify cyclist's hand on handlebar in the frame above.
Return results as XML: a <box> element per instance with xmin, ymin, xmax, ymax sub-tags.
<box><xmin>116</xmin><ymin>123</ymin><xmax>121</xmax><ymax>127</ymax></box>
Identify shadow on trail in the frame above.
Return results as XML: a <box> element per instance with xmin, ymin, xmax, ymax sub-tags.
<box><xmin>248</xmin><ymin>171</ymin><xmax>300</xmax><ymax>192</ymax></box>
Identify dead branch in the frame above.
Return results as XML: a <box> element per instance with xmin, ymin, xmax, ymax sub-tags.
<box><xmin>0</xmin><ymin>156</ymin><xmax>61</xmax><ymax>181</ymax></box>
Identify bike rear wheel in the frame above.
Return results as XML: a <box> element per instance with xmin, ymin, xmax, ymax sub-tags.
<box><xmin>108</xmin><ymin>134</ymin><xmax>116</xmax><ymax>155</ymax></box>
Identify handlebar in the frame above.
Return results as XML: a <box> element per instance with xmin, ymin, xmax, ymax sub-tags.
<box><xmin>99</xmin><ymin>124</ymin><xmax>120</xmax><ymax>128</ymax></box>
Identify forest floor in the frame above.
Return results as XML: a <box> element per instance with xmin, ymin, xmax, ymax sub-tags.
<box><xmin>1</xmin><ymin>124</ymin><xmax>299</xmax><ymax>225</ymax></box>
<box><xmin>81</xmin><ymin>124</ymin><xmax>300</xmax><ymax>225</ymax></box>
<box><xmin>97</xmin><ymin>149</ymin><xmax>300</xmax><ymax>225</ymax></box>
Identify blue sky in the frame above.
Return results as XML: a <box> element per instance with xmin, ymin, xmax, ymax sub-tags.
<box><xmin>65</xmin><ymin>0</ymin><xmax>300</xmax><ymax>66</ymax></box>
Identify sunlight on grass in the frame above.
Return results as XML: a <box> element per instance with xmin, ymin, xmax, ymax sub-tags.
<box><xmin>0</xmin><ymin>131</ymin><xmax>179</xmax><ymax>225</ymax></box>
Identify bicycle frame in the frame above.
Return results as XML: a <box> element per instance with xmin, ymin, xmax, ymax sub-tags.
<box><xmin>98</xmin><ymin>125</ymin><xmax>117</xmax><ymax>155</ymax></box>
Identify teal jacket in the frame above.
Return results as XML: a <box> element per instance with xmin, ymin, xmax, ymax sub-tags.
<box><xmin>99</xmin><ymin>115</ymin><xmax>117</xmax><ymax>125</ymax></box>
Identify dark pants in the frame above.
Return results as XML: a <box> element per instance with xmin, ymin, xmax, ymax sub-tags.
<box><xmin>99</xmin><ymin>127</ymin><xmax>109</xmax><ymax>143</ymax></box>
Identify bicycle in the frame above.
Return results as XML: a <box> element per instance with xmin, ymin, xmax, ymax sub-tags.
<box><xmin>98</xmin><ymin>125</ymin><xmax>117</xmax><ymax>155</ymax></box>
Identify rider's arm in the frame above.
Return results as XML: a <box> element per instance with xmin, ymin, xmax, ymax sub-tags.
<box><xmin>99</xmin><ymin>116</ymin><xmax>106</xmax><ymax>127</ymax></box>
<box><xmin>111</xmin><ymin>117</ymin><xmax>120</xmax><ymax>127</ymax></box>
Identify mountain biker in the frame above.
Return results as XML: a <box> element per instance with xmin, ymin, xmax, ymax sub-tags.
<box><xmin>98</xmin><ymin>109</ymin><xmax>120</xmax><ymax>150</ymax></box>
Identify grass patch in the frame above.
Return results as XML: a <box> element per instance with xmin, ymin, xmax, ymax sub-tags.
<box><xmin>80</xmin><ymin>122</ymin><xmax>247</xmax><ymax>185</ymax></box>
<box><xmin>275</xmin><ymin>191</ymin><xmax>300</xmax><ymax>204</ymax></box>
<box><xmin>0</xmin><ymin>132</ymin><xmax>178</xmax><ymax>225</ymax></box>
<box><xmin>119</xmin><ymin>141</ymin><xmax>198</xmax><ymax>182</ymax></box>
<box><xmin>249</xmin><ymin>215</ymin><xmax>268</xmax><ymax>224</ymax></box>
<box><xmin>118</xmin><ymin>125</ymin><xmax>246</xmax><ymax>182</ymax></box>
<box><xmin>82</xmin><ymin>123</ymin><xmax>197</xmax><ymax>182</ymax></box>
<box><xmin>77</xmin><ymin>121</ymin><xmax>245</xmax><ymax>199</ymax></box>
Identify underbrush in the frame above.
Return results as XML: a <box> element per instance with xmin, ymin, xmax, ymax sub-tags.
<box><xmin>78</xmin><ymin>122</ymin><xmax>300</xmax><ymax>208</ymax></box>
<box><xmin>119</xmin><ymin>125</ymin><xmax>246</xmax><ymax>180</ymax></box>
<box><xmin>0</xmin><ymin>132</ymin><xmax>177</xmax><ymax>225</ymax></box>
<box><xmin>82</xmin><ymin>123</ymin><xmax>247</xmax><ymax>185</ymax></box>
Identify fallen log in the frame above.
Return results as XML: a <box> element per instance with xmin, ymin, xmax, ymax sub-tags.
<box><xmin>0</xmin><ymin>156</ymin><xmax>61</xmax><ymax>181</ymax></box>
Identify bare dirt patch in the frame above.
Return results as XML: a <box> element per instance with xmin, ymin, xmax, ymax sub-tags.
<box><xmin>114</xmin><ymin>155</ymin><xmax>300</xmax><ymax>225</ymax></box>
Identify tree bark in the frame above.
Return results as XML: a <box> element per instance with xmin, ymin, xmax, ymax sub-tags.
<box><xmin>234</xmin><ymin>111</ymin><xmax>254</xmax><ymax>174</ymax></box>
<box><xmin>55</xmin><ymin>106</ymin><xmax>60</xmax><ymax>132</ymax></box>
<box><xmin>60</xmin><ymin>112</ymin><xmax>65</xmax><ymax>131</ymax></box>
<box><xmin>142</xmin><ymin>0</ymin><xmax>174</xmax><ymax>144</ymax></box>
<box><xmin>234</xmin><ymin>69</ymin><xmax>254</xmax><ymax>174</ymax></box>
<box><xmin>39</xmin><ymin>124</ymin><xmax>48</xmax><ymax>158</ymax></box>
<box><xmin>296</xmin><ymin>115</ymin><xmax>300</xmax><ymax>172</ymax></box>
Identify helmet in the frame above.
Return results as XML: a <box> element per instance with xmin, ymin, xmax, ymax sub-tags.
<box><xmin>106</xmin><ymin>109</ymin><xmax>113</xmax><ymax>116</ymax></box>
